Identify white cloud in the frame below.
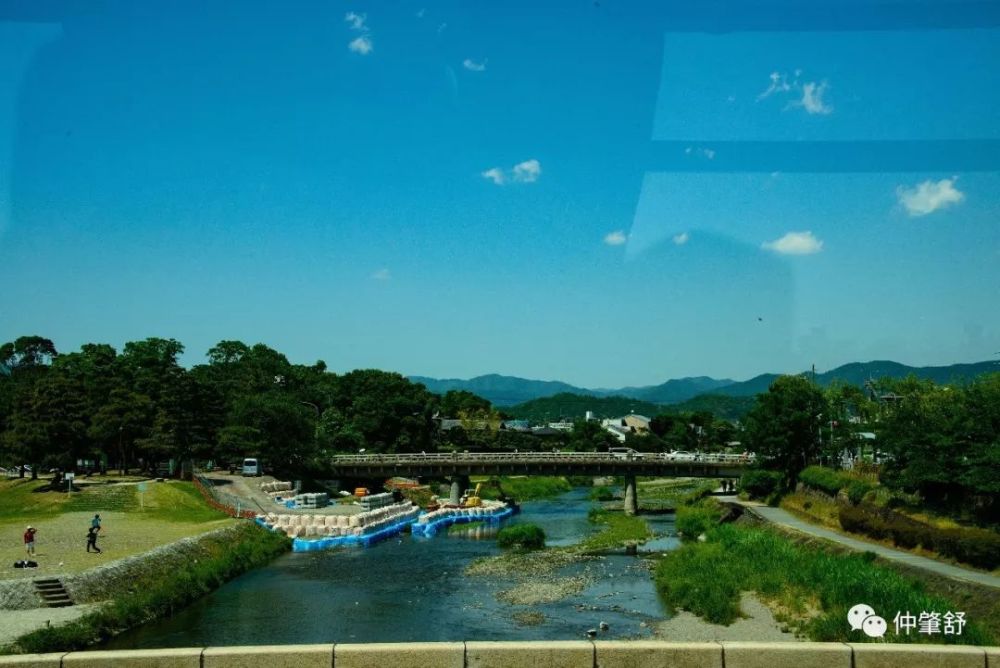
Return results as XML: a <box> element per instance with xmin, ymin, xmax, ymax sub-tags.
<box><xmin>345</xmin><ymin>12</ymin><xmax>367</xmax><ymax>31</ymax></box>
<box><xmin>372</xmin><ymin>268</ymin><xmax>391</xmax><ymax>281</ymax></box>
<box><xmin>796</xmin><ymin>81</ymin><xmax>832</xmax><ymax>115</ymax></box>
<box><xmin>463</xmin><ymin>58</ymin><xmax>486</xmax><ymax>72</ymax></box>
<box><xmin>673</xmin><ymin>232</ymin><xmax>689</xmax><ymax>245</ymax></box>
<box><xmin>437</xmin><ymin>22</ymin><xmax>447</xmax><ymax>33</ymax></box>
<box><xmin>604</xmin><ymin>230</ymin><xmax>627</xmax><ymax>246</ymax></box>
<box><xmin>481</xmin><ymin>159</ymin><xmax>542</xmax><ymax>185</ymax></box>
<box><xmin>762</xmin><ymin>231</ymin><xmax>824</xmax><ymax>255</ymax></box>
<box><xmin>511</xmin><ymin>159</ymin><xmax>541</xmax><ymax>183</ymax></box>
<box><xmin>896</xmin><ymin>177</ymin><xmax>965</xmax><ymax>217</ymax></box>
<box><xmin>758</xmin><ymin>70</ymin><xmax>833</xmax><ymax>115</ymax></box>
<box><xmin>416</xmin><ymin>8</ymin><xmax>426</xmax><ymax>18</ymax></box>
<box><xmin>481</xmin><ymin>167</ymin><xmax>505</xmax><ymax>185</ymax></box>
<box><xmin>349</xmin><ymin>36</ymin><xmax>373</xmax><ymax>55</ymax></box>
<box><xmin>757</xmin><ymin>71</ymin><xmax>791</xmax><ymax>100</ymax></box>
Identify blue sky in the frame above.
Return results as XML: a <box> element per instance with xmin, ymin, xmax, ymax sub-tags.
<box><xmin>1</xmin><ymin>0</ymin><xmax>999</xmax><ymax>388</ymax></box>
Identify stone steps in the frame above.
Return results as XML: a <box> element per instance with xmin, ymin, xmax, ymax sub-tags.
<box><xmin>33</xmin><ymin>577</ymin><xmax>73</xmax><ymax>608</ymax></box>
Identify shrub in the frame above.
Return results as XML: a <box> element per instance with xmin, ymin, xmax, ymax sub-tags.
<box><xmin>676</xmin><ymin>505</ymin><xmax>718</xmax><ymax>539</ymax></box>
<box><xmin>739</xmin><ymin>470</ymin><xmax>783</xmax><ymax>499</ymax></box>
<box><xmin>799</xmin><ymin>466</ymin><xmax>847</xmax><ymax>496</ymax></box>
<box><xmin>589</xmin><ymin>486</ymin><xmax>616</xmax><ymax>502</ymax></box>
<box><xmin>497</xmin><ymin>524</ymin><xmax>546</xmax><ymax>550</ymax></box>
<box><xmin>838</xmin><ymin>504</ymin><xmax>1000</xmax><ymax>570</ymax></box>
<box><xmin>846</xmin><ymin>480</ymin><xmax>874</xmax><ymax>505</ymax></box>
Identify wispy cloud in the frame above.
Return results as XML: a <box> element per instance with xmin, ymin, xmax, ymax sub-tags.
<box><xmin>604</xmin><ymin>230</ymin><xmax>628</xmax><ymax>246</ymax></box>
<box><xmin>762</xmin><ymin>231</ymin><xmax>823</xmax><ymax>255</ymax></box>
<box><xmin>372</xmin><ymin>268</ymin><xmax>391</xmax><ymax>281</ymax></box>
<box><xmin>463</xmin><ymin>58</ymin><xmax>487</xmax><ymax>72</ymax></box>
<box><xmin>349</xmin><ymin>36</ymin><xmax>373</xmax><ymax>55</ymax></box>
<box><xmin>685</xmin><ymin>146</ymin><xmax>715</xmax><ymax>160</ymax></box>
<box><xmin>673</xmin><ymin>232</ymin><xmax>690</xmax><ymax>245</ymax></box>
<box><xmin>482</xmin><ymin>159</ymin><xmax>541</xmax><ymax>185</ymax></box>
<box><xmin>896</xmin><ymin>177</ymin><xmax>965</xmax><ymax>217</ymax></box>
<box><xmin>437</xmin><ymin>23</ymin><xmax>447</xmax><ymax>33</ymax></box>
<box><xmin>794</xmin><ymin>81</ymin><xmax>832</xmax><ymax>115</ymax></box>
<box><xmin>416</xmin><ymin>8</ymin><xmax>426</xmax><ymax>18</ymax></box>
<box><xmin>480</xmin><ymin>168</ymin><xmax>505</xmax><ymax>186</ymax></box>
<box><xmin>758</xmin><ymin>70</ymin><xmax>833</xmax><ymax>115</ymax></box>
<box><xmin>345</xmin><ymin>12</ymin><xmax>367</xmax><ymax>31</ymax></box>
<box><xmin>757</xmin><ymin>71</ymin><xmax>792</xmax><ymax>101</ymax></box>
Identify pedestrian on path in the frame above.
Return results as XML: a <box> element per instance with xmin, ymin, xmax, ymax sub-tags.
<box><xmin>86</xmin><ymin>526</ymin><xmax>101</xmax><ymax>553</ymax></box>
<box><xmin>23</xmin><ymin>526</ymin><xmax>36</xmax><ymax>557</ymax></box>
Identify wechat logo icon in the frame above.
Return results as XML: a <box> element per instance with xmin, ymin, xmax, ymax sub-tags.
<box><xmin>848</xmin><ymin>603</ymin><xmax>887</xmax><ymax>638</ymax></box>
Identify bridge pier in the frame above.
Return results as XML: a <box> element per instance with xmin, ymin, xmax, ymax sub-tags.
<box><xmin>624</xmin><ymin>474</ymin><xmax>638</xmax><ymax>515</ymax></box>
<box><xmin>449</xmin><ymin>476</ymin><xmax>469</xmax><ymax>505</ymax></box>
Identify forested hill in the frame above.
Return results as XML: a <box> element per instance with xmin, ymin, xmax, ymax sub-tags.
<box><xmin>414</xmin><ymin>360</ymin><xmax>1000</xmax><ymax>406</ymax></box>
<box><xmin>409</xmin><ymin>374</ymin><xmax>588</xmax><ymax>406</ymax></box>
<box><xmin>504</xmin><ymin>392</ymin><xmax>757</xmax><ymax>423</ymax></box>
<box><xmin>503</xmin><ymin>393</ymin><xmax>662</xmax><ymax>422</ymax></box>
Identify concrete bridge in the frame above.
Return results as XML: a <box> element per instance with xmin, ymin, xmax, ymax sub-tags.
<box><xmin>4</xmin><ymin>641</ymin><xmax>994</xmax><ymax>667</ymax></box>
<box><xmin>328</xmin><ymin>452</ymin><xmax>751</xmax><ymax>514</ymax></box>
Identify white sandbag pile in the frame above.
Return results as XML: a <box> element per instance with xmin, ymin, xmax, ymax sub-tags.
<box><xmin>359</xmin><ymin>492</ymin><xmax>394</xmax><ymax>511</ymax></box>
<box><xmin>260</xmin><ymin>480</ymin><xmax>295</xmax><ymax>500</ymax></box>
<box><xmin>417</xmin><ymin>499</ymin><xmax>507</xmax><ymax>525</ymax></box>
<box><xmin>260</xmin><ymin>501</ymin><xmax>421</xmax><ymax>540</ymax></box>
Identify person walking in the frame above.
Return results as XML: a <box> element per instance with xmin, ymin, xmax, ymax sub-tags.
<box><xmin>86</xmin><ymin>526</ymin><xmax>101</xmax><ymax>553</ymax></box>
<box><xmin>23</xmin><ymin>526</ymin><xmax>36</xmax><ymax>557</ymax></box>
<box><xmin>91</xmin><ymin>514</ymin><xmax>101</xmax><ymax>533</ymax></box>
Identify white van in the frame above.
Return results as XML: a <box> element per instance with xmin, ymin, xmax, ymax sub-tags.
<box><xmin>241</xmin><ymin>458</ymin><xmax>262</xmax><ymax>476</ymax></box>
<box><xmin>609</xmin><ymin>447</ymin><xmax>643</xmax><ymax>461</ymax></box>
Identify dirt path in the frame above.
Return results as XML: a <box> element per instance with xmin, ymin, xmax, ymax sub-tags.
<box><xmin>655</xmin><ymin>593</ymin><xmax>799</xmax><ymax>642</ymax></box>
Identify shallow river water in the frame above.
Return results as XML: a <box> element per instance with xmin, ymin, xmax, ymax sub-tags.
<box><xmin>104</xmin><ymin>489</ymin><xmax>680</xmax><ymax>647</ymax></box>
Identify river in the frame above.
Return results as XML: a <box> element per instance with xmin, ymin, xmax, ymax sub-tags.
<box><xmin>104</xmin><ymin>488</ymin><xmax>680</xmax><ymax>647</ymax></box>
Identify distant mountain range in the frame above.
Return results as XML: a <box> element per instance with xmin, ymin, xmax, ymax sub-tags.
<box><xmin>410</xmin><ymin>360</ymin><xmax>999</xmax><ymax>407</ymax></box>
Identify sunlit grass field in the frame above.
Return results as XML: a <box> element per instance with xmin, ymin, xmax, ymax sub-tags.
<box><xmin>0</xmin><ymin>478</ymin><xmax>232</xmax><ymax>579</ymax></box>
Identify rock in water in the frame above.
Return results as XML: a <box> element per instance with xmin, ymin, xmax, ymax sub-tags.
<box><xmin>599</xmin><ymin>621</ymin><xmax>609</xmax><ymax>631</ymax></box>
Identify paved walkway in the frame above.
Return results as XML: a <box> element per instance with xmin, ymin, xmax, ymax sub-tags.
<box><xmin>721</xmin><ymin>497</ymin><xmax>1000</xmax><ymax>590</ymax></box>
<box><xmin>0</xmin><ymin>604</ymin><xmax>99</xmax><ymax>646</ymax></box>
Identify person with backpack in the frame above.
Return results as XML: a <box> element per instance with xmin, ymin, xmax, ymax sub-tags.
<box><xmin>86</xmin><ymin>526</ymin><xmax>101</xmax><ymax>553</ymax></box>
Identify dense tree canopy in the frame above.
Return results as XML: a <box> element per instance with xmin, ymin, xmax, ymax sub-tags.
<box><xmin>1</xmin><ymin>335</ymin><xmax>996</xmax><ymax>517</ymax></box>
<box><xmin>744</xmin><ymin>375</ymin><xmax>826</xmax><ymax>485</ymax></box>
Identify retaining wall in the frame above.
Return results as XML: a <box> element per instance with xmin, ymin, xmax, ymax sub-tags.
<box><xmin>1</xmin><ymin>641</ymin><xmax>997</xmax><ymax>668</ymax></box>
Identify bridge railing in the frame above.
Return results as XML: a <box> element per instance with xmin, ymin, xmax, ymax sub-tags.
<box><xmin>329</xmin><ymin>451</ymin><xmax>754</xmax><ymax>465</ymax></box>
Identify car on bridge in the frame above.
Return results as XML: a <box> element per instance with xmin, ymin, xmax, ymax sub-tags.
<box><xmin>665</xmin><ymin>450</ymin><xmax>698</xmax><ymax>462</ymax></box>
<box><xmin>608</xmin><ymin>447</ymin><xmax>644</xmax><ymax>461</ymax></box>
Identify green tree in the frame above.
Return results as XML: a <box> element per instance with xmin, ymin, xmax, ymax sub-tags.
<box><xmin>744</xmin><ymin>375</ymin><xmax>827</xmax><ymax>486</ymax></box>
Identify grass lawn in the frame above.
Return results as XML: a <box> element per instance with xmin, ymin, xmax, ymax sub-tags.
<box><xmin>0</xmin><ymin>478</ymin><xmax>233</xmax><ymax>580</ymax></box>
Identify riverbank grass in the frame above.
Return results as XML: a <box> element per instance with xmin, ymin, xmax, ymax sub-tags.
<box><xmin>474</xmin><ymin>476</ymin><xmax>572</xmax><ymax>501</ymax></box>
<box><xmin>654</xmin><ymin>522</ymin><xmax>994</xmax><ymax>645</ymax></box>
<box><xmin>581</xmin><ymin>508</ymin><xmax>652</xmax><ymax>551</ymax></box>
<box><xmin>0</xmin><ymin>478</ymin><xmax>232</xmax><ymax>579</ymax></box>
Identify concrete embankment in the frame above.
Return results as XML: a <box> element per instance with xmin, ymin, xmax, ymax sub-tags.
<box><xmin>0</xmin><ymin>641</ymin><xmax>996</xmax><ymax>667</ymax></box>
